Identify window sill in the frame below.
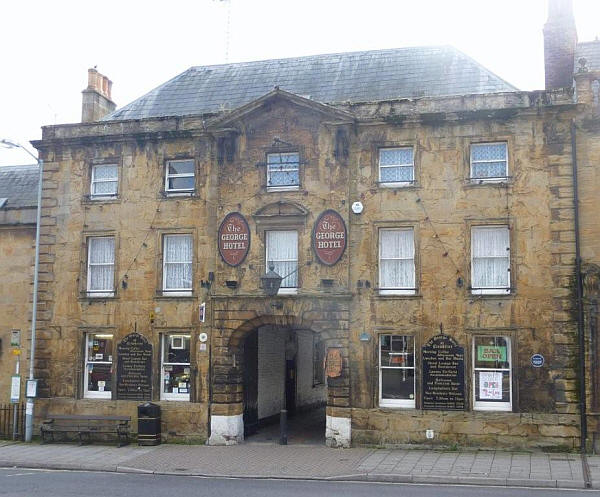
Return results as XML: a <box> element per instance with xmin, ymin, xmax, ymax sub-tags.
<box><xmin>161</xmin><ymin>191</ymin><xmax>197</xmax><ymax>199</ymax></box>
<box><xmin>379</xmin><ymin>401</ymin><xmax>416</xmax><ymax>409</ymax></box>
<box><xmin>277</xmin><ymin>288</ymin><xmax>298</xmax><ymax>295</ymax></box>
<box><xmin>473</xmin><ymin>404</ymin><xmax>512</xmax><ymax>412</ymax></box>
<box><xmin>377</xmin><ymin>182</ymin><xmax>418</xmax><ymax>190</ymax></box>
<box><xmin>83</xmin><ymin>394</ymin><xmax>112</xmax><ymax>400</ymax></box>
<box><xmin>470</xmin><ymin>289</ymin><xmax>513</xmax><ymax>297</ymax></box>
<box><xmin>155</xmin><ymin>293</ymin><xmax>196</xmax><ymax>301</ymax></box>
<box><xmin>464</xmin><ymin>179</ymin><xmax>511</xmax><ymax>188</ymax></box>
<box><xmin>266</xmin><ymin>186</ymin><xmax>301</xmax><ymax>192</ymax></box>
<box><xmin>160</xmin><ymin>396</ymin><xmax>190</xmax><ymax>402</ymax></box>
<box><xmin>80</xmin><ymin>293</ymin><xmax>117</xmax><ymax>301</ymax></box>
<box><xmin>82</xmin><ymin>195</ymin><xmax>121</xmax><ymax>204</ymax></box>
<box><xmin>372</xmin><ymin>293</ymin><xmax>422</xmax><ymax>301</ymax></box>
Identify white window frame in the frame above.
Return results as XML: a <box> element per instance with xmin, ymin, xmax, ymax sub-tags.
<box><xmin>90</xmin><ymin>164</ymin><xmax>118</xmax><ymax>199</ymax></box>
<box><xmin>378</xmin><ymin>228</ymin><xmax>416</xmax><ymax>295</ymax></box>
<box><xmin>164</xmin><ymin>159</ymin><xmax>195</xmax><ymax>194</ymax></box>
<box><xmin>161</xmin><ymin>333</ymin><xmax>191</xmax><ymax>401</ymax></box>
<box><xmin>162</xmin><ymin>234</ymin><xmax>193</xmax><ymax>297</ymax></box>
<box><xmin>86</xmin><ymin>236</ymin><xmax>115</xmax><ymax>298</ymax></box>
<box><xmin>379</xmin><ymin>334</ymin><xmax>416</xmax><ymax>408</ymax></box>
<box><xmin>266</xmin><ymin>230</ymin><xmax>298</xmax><ymax>295</ymax></box>
<box><xmin>470</xmin><ymin>142</ymin><xmax>508</xmax><ymax>182</ymax></box>
<box><xmin>473</xmin><ymin>335</ymin><xmax>512</xmax><ymax>411</ymax></box>
<box><xmin>266</xmin><ymin>152</ymin><xmax>300</xmax><ymax>191</ymax></box>
<box><xmin>378</xmin><ymin>147</ymin><xmax>414</xmax><ymax>187</ymax></box>
<box><xmin>471</xmin><ymin>226</ymin><xmax>510</xmax><ymax>295</ymax></box>
<box><xmin>84</xmin><ymin>332</ymin><xmax>113</xmax><ymax>399</ymax></box>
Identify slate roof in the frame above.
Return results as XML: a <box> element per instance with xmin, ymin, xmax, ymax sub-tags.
<box><xmin>576</xmin><ymin>40</ymin><xmax>600</xmax><ymax>72</ymax></box>
<box><xmin>105</xmin><ymin>46</ymin><xmax>517</xmax><ymax>121</ymax></box>
<box><xmin>0</xmin><ymin>164</ymin><xmax>39</xmax><ymax>209</ymax></box>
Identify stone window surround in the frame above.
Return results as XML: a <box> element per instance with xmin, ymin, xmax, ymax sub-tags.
<box><xmin>83</xmin><ymin>331</ymin><xmax>114</xmax><ymax>400</ymax></box>
<box><xmin>378</xmin><ymin>334</ymin><xmax>416</xmax><ymax>408</ymax></box>
<box><xmin>373</xmin><ymin>328</ymin><xmax>420</xmax><ymax>409</ymax></box>
<box><xmin>76</xmin><ymin>326</ymin><xmax>117</xmax><ymax>400</ymax></box>
<box><xmin>371</xmin><ymin>140</ymin><xmax>419</xmax><ymax>190</ymax></box>
<box><xmin>155</xmin><ymin>228</ymin><xmax>197</xmax><ymax>299</ymax></box>
<box><xmin>163</xmin><ymin>158</ymin><xmax>197</xmax><ymax>196</ymax></box>
<box><xmin>160</xmin><ymin>332</ymin><xmax>192</xmax><ymax>401</ymax></box>
<box><xmin>78</xmin><ymin>230</ymin><xmax>119</xmax><ymax>300</ymax></box>
<box><xmin>83</xmin><ymin>157</ymin><xmax>122</xmax><ymax>203</ymax></box>
<box><xmin>467</xmin><ymin>218</ymin><xmax>515</xmax><ymax>297</ymax></box>
<box><xmin>75</xmin><ymin>326</ymin><xmax>199</xmax><ymax>402</ymax></box>
<box><xmin>464</xmin><ymin>327</ymin><xmax>518</xmax><ymax>413</ymax></box>
<box><xmin>258</xmin><ymin>144</ymin><xmax>307</xmax><ymax>193</ymax></box>
<box><xmin>253</xmin><ymin>202</ymin><xmax>308</xmax><ymax>292</ymax></box>
<box><xmin>373</xmin><ymin>220</ymin><xmax>421</xmax><ymax>298</ymax></box>
<box><xmin>464</xmin><ymin>135</ymin><xmax>514</xmax><ymax>185</ymax></box>
<box><xmin>372</xmin><ymin>327</ymin><xmax>518</xmax><ymax>412</ymax></box>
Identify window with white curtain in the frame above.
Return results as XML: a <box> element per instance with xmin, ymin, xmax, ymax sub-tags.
<box><xmin>473</xmin><ymin>335</ymin><xmax>512</xmax><ymax>411</ymax></box>
<box><xmin>266</xmin><ymin>230</ymin><xmax>298</xmax><ymax>293</ymax></box>
<box><xmin>84</xmin><ymin>332</ymin><xmax>113</xmax><ymax>399</ymax></box>
<box><xmin>379</xmin><ymin>335</ymin><xmax>415</xmax><ymax>408</ymax></box>
<box><xmin>470</xmin><ymin>143</ymin><xmax>508</xmax><ymax>181</ymax></box>
<box><xmin>267</xmin><ymin>153</ymin><xmax>300</xmax><ymax>190</ymax></box>
<box><xmin>379</xmin><ymin>228</ymin><xmax>415</xmax><ymax>295</ymax></box>
<box><xmin>165</xmin><ymin>159</ymin><xmax>195</xmax><ymax>194</ymax></box>
<box><xmin>471</xmin><ymin>226</ymin><xmax>510</xmax><ymax>294</ymax></box>
<box><xmin>379</xmin><ymin>147</ymin><xmax>414</xmax><ymax>186</ymax></box>
<box><xmin>161</xmin><ymin>333</ymin><xmax>191</xmax><ymax>401</ymax></box>
<box><xmin>90</xmin><ymin>164</ymin><xmax>118</xmax><ymax>198</ymax></box>
<box><xmin>163</xmin><ymin>234</ymin><xmax>193</xmax><ymax>296</ymax></box>
<box><xmin>87</xmin><ymin>237</ymin><xmax>115</xmax><ymax>297</ymax></box>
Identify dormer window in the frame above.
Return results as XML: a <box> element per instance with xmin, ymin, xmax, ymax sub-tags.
<box><xmin>267</xmin><ymin>152</ymin><xmax>300</xmax><ymax>191</ymax></box>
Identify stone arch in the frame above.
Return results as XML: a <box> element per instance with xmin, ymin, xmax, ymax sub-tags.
<box><xmin>227</xmin><ymin>312</ymin><xmax>338</xmax><ymax>348</ymax></box>
<box><xmin>209</xmin><ymin>297</ymin><xmax>351</xmax><ymax>447</ymax></box>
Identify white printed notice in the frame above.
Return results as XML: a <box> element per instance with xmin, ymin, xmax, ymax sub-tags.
<box><xmin>479</xmin><ymin>371</ymin><xmax>503</xmax><ymax>400</ymax></box>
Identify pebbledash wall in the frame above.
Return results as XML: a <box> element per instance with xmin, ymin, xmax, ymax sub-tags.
<box><xmin>27</xmin><ymin>84</ymin><xmax>598</xmax><ymax>449</ymax></box>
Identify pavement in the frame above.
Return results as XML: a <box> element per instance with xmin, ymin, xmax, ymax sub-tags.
<box><xmin>0</xmin><ymin>439</ymin><xmax>598</xmax><ymax>489</ymax></box>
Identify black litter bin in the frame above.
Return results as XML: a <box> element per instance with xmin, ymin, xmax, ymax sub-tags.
<box><xmin>138</xmin><ymin>402</ymin><xmax>161</xmax><ymax>446</ymax></box>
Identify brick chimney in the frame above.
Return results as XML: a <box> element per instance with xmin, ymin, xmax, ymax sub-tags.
<box><xmin>544</xmin><ymin>0</ymin><xmax>577</xmax><ymax>90</ymax></box>
<box><xmin>81</xmin><ymin>68</ymin><xmax>116</xmax><ymax>122</ymax></box>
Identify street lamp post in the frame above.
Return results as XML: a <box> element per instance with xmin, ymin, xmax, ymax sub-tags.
<box><xmin>1</xmin><ymin>139</ymin><xmax>43</xmax><ymax>442</ymax></box>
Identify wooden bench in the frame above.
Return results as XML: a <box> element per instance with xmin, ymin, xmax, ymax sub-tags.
<box><xmin>41</xmin><ymin>414</ymin><xmax>131</xmax><ymax>447</ymax></box>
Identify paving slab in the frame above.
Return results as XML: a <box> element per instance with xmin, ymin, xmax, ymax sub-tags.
<box><xmin>0</xmin><ymin>440</ymin><xmax>592</xmax><ymax>489</ymax></box>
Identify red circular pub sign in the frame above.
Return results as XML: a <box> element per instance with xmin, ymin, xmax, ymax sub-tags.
<box><xmin>218</xmin><ymin>212</ymin><xmax>251</xmax><ymax>266</ymax></box>
<box><xmin>313</xmin><ymin>210</ymin><xmax>347</xmax><ymax>266</ymax></box>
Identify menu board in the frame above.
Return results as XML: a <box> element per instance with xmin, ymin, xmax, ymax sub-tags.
<box><xmin>116</xmin><ymin>333</ymin><xmax>152</xmax><ymax>400</ymax></box>
<box><xmin>422</xmin><ymin>334</ymin><xmax>465</xmax><ymax>411</ymax></box>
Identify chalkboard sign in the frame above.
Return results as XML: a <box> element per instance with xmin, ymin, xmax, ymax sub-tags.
<box><xmin>422</xmin><ymin>334</ymin><xmax>465</xmax><ymax>411</ymax></box>
<box><xmin>117</xmin><ymin>333</ymin><xmax>152</xmax><ymax>401</ymax></box>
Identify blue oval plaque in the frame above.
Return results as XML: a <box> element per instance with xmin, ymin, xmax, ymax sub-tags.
<box><xmin>531</xmin><ymin>354</ymin><xmax>544</xmax><ymax>368</ymax></box>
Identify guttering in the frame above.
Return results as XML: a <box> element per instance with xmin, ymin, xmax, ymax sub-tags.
<box><xmin>571</xmin><ymin>121</ymin><xmax>588</xmax><ymax>454</ymax></box>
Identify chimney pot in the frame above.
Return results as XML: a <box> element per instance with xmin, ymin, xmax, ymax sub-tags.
<box><xmin>82</xmin><ymin>68</ymin><xmax>116</xmax><ymax>122</ymax></box>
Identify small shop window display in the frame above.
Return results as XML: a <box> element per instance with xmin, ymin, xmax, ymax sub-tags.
<box><xmin>161</xmin><ymin>334</ymin><xmax>191</xmax><ymax>400</ymax></box>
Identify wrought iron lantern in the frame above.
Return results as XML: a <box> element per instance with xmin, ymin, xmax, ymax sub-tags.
<box><xmin>261</xmin><ymin>262</ymin><xmax>283</xmax><ymax>297</ymax></box>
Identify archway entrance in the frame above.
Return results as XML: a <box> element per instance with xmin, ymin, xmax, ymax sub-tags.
<box><xmin>208</xmin><ymin>304</ymin><xmax>351</xmax><ymax>447</ymax></box>
<box><xmin>242</xmin><ymin>325</ymin><xmax>326</xmax><ymax>444</ymax></box>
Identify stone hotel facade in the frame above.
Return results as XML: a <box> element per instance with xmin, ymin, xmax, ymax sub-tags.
<box><xmin>2</xmin><ymin>0</ymin><xmax>600</xmax><ymax>450</ymax></box>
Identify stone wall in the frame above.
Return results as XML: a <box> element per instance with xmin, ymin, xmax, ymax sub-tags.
<box><xmin>0</xmin><ymin>226</ymin><xmax>34</xmax><ymax>403</ymax></box>
<box><xmin>352</xmin><ymin>409</ymin><xmax>579</xmax><ymax>450</ymax></box>
<box><xmin>30</xmin><ymin>87</ymin><xmax>587</xmax><ymax>448</ymax></box>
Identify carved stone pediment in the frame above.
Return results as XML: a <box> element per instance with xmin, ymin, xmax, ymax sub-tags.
<box><xmin>253</xmin><ymin>201</ymin><xmax>309</xmax><ymax>229</ymax></box>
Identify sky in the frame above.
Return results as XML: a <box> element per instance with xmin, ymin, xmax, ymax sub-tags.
<box><xmin>0</xmin><ymin>0</ymin><xmax>599</xmax><ymax>166</ymax></box>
